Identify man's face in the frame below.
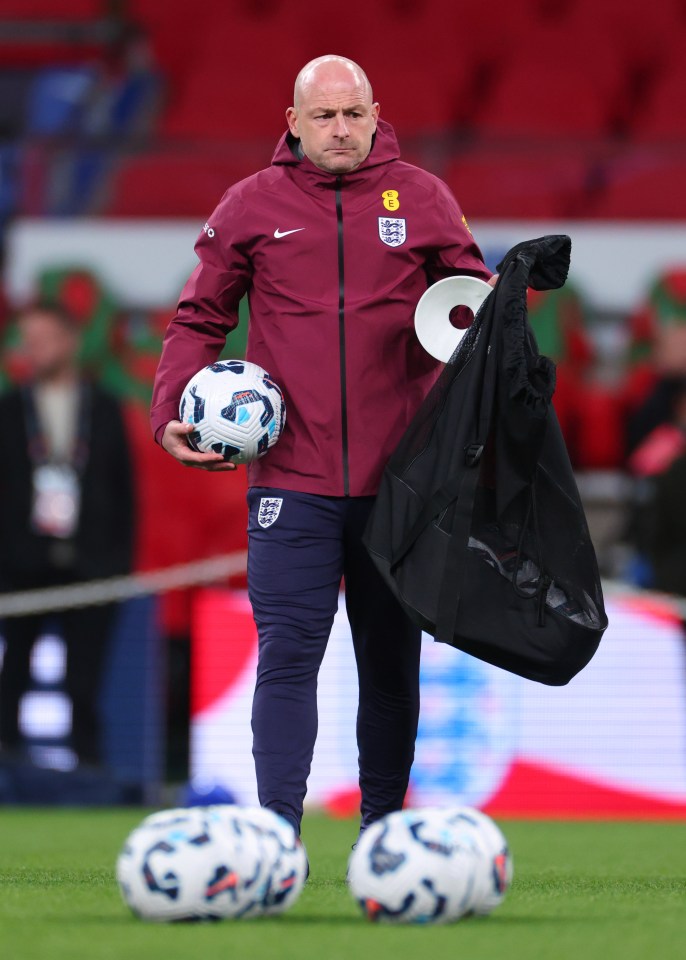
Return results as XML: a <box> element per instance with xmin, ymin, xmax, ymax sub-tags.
<box><xmin>18</xmin><ymin>310</ymin><xmax>79</xmax><ymax>381</ymax></box>
<box><xmin>286</xmin><ymin>78</ymin><xmax>379</xmax><ymax>175</ymax></box>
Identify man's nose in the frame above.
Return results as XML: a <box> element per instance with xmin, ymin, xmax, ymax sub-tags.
<box><xmin>333</xmin><ymin>114</ymin><xmax>349</xmax><ymax>138</ymax></box>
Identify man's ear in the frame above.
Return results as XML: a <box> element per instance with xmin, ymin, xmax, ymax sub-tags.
<box><xmin>286</xmin><ymin>106</ymin><xmax>299</xmax><ymax>137</ymax></box>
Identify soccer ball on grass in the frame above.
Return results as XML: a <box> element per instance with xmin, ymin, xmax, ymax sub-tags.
<box><xmin>207</xmin><ymin>804</ymin><xmax>308</xmax><ymax>917</ymax></box>
<box><xmin>347</xmin><ymin>808</ymin><xmax>481</xmax><ymax>924</ymax></box>
<box><xmin>434</xmin><ymin>806</ymin><xmax>513</xmax><ymax>914</ymax></box>
<box><xmin>116</xmin><ymin>804</ymin><xmax>306</xmax><ymax>922</ymax></box>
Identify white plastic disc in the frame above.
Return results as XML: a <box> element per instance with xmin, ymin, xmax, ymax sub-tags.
<box><xmin>414</xmin><ymin>275</ymin><xmax>492</xmax><ymax>362</ymax></box>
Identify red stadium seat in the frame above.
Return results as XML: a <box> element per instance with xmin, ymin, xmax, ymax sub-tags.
<box><xmin>444</xmin><ymin>146</ymin><xmax>593</xmax><ymax>219</ymax></box>
<box><xmin>368</xmin><ymin>64</ymin><xmax>469</xmax><ymax>137</ymax></box>
<box><xmin>298</xmin><ymin>2</ymin><xmax>486</xmax><ymax>134</ymax></box>
<box><xmin>631</xmin><ymin>58</ymin><xmax>686</xmax><ymax>141</ymax></box>
<box><xmin>159</xmin><ymin>5</ymin><xmax>309</xmax><ymax>142</ymax></box>
<box><xmin>104</xmin><ymin>150</ymin><xmax>265</xmax><ymax>217</ymax></box>
<box><xmin>136</xmin><ymin>0</ymin><xmax>489</xmax><ymax>140</ymax></box>
<box><xmin>0</xmin><ymin>1</ymin><xmax>109</xmax><ymax>65</ymax></box>
<box><xmin>473</xmin><ymin>51</ymin><xmax>623</xmax><ymax>139</ymax></box>
<box><xmin>573</xmin><ymin>0</ymin><xmax>686</xmax><ymax>72</ymax></box>
<box><xmin>130</xmin><ymin>0</ymin><xmax>683</xmax><ymax>144</ymax></box>
<box><xmin>129</xmin><ymin>0</ymin><xmax>205</xmax><ymax>91</ymax></box>
<box><xmin>591</xmin><ymin>154</ymin><xmax>686</xmax><ymax>219</ymax></box>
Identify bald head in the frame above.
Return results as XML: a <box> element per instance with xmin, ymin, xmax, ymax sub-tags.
<box><xmin>287</xmin><ymin>55</ymin><xmax>379</xmax><ymax>175</ymax></box>
<box><xmin>293</xmin><ymin>56</ymin><xmax>373</xmax><ymax>109</ymax></box>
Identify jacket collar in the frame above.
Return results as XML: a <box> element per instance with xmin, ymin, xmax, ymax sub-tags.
<box><xmin>270</xmin><ymin>118</ymin><xmax>400</xmax><ymax>187</ymax></box>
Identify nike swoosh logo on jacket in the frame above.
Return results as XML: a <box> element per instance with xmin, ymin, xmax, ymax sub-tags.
<box><xmin>274</xmin><ymin>228</ymin><xmax>305</xmax><ymax>238</ymax></box>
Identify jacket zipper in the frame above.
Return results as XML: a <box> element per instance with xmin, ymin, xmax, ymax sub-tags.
<box><xmin>335</xmin><ymin>177</ymin><xmax>349</xmax><ymax>496</ymax></box>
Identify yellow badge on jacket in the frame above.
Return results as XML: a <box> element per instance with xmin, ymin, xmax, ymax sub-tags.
<box><xmin>382</xmin><ymin>189</ymin><xmax>400</xmax><ymax>211</ymax></box>
<box><xmin>461</xmin><ymin>213</ymin><xmax>473</xmax><ymax>236</ymax></box>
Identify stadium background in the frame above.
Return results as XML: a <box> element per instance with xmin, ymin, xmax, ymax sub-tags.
<box><xmin>0</xmin><ymin>0</ymin><xmax>685</xmax><ymax>817</ymax></box>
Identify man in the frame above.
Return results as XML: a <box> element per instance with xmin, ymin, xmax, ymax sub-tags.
<box><xmin>0</xmin><ymin>301</ymin><xmax>134</xmax><ymax>765</ymax></box>
<box><xmin>152</xmin><ymin>56</ymin><xmax>492</xmax><ymax>840</ymax></box>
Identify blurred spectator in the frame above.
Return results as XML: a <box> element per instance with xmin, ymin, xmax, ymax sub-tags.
<box><xmin>527</xmin><ymin>284</ymin><xmax>593</xmax><ymax>466</ymax></box>
<box><xmin>622</xmin><ymin>268</ymin><xmax>686</xmax><ymax>430</ymax></box>
<box><xmin>645</xmin><ymin>384</ymin><xmax>686</xmax><ymax>596</ymax></box>
<box><xmin>625</xmin><ymin>377</ymin><xmax>686</xmax><ymax>591</ymax></box>
<box><xmin>627</xmin><ymin>371</ymin><xmax>686</xmax><ymax>460</ymax></box>
<box><xmin>527</xmin><ymin>284</ymin><xmax>627</xmax><ymax>470</ymax></box>
<box><xmin>0</xmin><ymin>301</ymin><xmax>134</xmax><ymax>766</ymax></box>
<box><xmin>625</xmin><ymin>322</ymin><xmax>686</xmax><ymax>468</ymax></box>
<box><xmin>0</xmin><ymin>276</ymin><xmax>250</xmax><ymax>780</ymax></box>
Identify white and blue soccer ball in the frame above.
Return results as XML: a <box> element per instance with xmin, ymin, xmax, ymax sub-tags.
<box><xmin>210</xmin><ymin>805</ymin><xmax>308</xmax><ymax>917</ymax></box>
<box><xmin>116</xmin><ymin>806</ymin><xmax>264</xmax><ymax>921</ymax></box>
<box><xmin>347</xmin><ymin>808</ymin><xmax>481</xmax><ymax>924</ymax></box>
<box><xmin>115</xmin><ymin>804</ymin><xmax>306</xmax><ymax>922</ymax></box>
<box><xmin>179</xmin><ymin>360</ymin><xmax>286</xmax><ymax>464</ymax></box>
<box><xmin>433</xmin><ymin>806</ymin><xmax>513</xmax><ymax>915</ymax></box>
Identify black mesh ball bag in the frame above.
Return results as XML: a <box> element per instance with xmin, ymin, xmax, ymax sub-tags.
<box><xmin>364</xmin><ymin>235</ymin><xmax>607</xmax><ymax>685</ymax></box>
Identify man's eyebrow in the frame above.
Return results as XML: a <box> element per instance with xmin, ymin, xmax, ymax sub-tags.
<box><xmin>309</xmin><ymin>104</ymin><xmax>369</xmax><ymax>115</ymax></box>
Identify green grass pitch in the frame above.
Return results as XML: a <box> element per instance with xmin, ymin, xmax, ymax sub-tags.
<box><xmin>1</xmin><ymin>809</ymin><xmax>685</xmax><ymax>960</ymax></box>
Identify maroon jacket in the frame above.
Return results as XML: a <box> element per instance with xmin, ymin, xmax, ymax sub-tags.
<box><xmin>151</xmin><ymin>120</ymin><xmax>490</xmax><ymax>496</ymax></box>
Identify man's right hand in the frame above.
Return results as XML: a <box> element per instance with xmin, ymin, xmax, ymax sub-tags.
<box><xmin>161</xmin><ymin>420</ymin><xmax>237</xmax><ymax>472</ymax></box>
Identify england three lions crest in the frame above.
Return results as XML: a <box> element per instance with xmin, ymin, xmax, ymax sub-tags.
<box><xmin>378</xmin><ymin>217</ymin><xmax>406</xmax><ymax>247</ymax></box>
<box><xmin>258</xmin><ymin>497</ymin><xmax>283</xmax><ymax>528</ymax></box>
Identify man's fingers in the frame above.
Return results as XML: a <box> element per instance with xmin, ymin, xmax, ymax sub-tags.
<box><xmin>185</xmin><ymin>460</ymin><xmax>237</xmax><ymax>472</ymax></box>
<box><xmin>175</xmin><ymin>446</ymin><xmax>237</xmax><ymax>470</ymax></box>
<box><xmin>180</xmin><ymin>450</ymin><xmax>237</xmax><ymax>470</ymax></box>
<box><xmin>162</xmin><ymin>419</ymin><xmax>238</xmax><ymax>470</ymax></box>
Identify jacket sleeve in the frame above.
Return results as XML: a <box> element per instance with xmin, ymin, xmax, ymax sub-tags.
<box><xmin>150</xmin><ymin>194</ymin><xmax>253</xmax><ymax>443</ymax></box>
<box><xmin>423</xmin><ymin>176</ymin><xmax>492</xmax><ymax>284</ymax></box>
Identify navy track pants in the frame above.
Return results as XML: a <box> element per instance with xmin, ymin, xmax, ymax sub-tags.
<box><xmin>247</xmin><ymin>487</ymin><xmax>421</xmax><ymax>836</ymax></box>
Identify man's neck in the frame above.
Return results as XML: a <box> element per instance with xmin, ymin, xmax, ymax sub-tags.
<box><xmin>36</xmin><ymin>367</ymin><xmax>79</xmax><ymax>389</ymax></box>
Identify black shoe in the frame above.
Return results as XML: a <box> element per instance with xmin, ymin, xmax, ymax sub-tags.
<box><xmin>297</xmin><ymin>838</ymin><xmax>309</xmax><ymax>881</ymax></box>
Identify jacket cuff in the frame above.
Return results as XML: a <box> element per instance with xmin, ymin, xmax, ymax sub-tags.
<box><xmin>153</xmin><ymin>422</ymin><xmax>168</xmax><ymax>446</ymax></box>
